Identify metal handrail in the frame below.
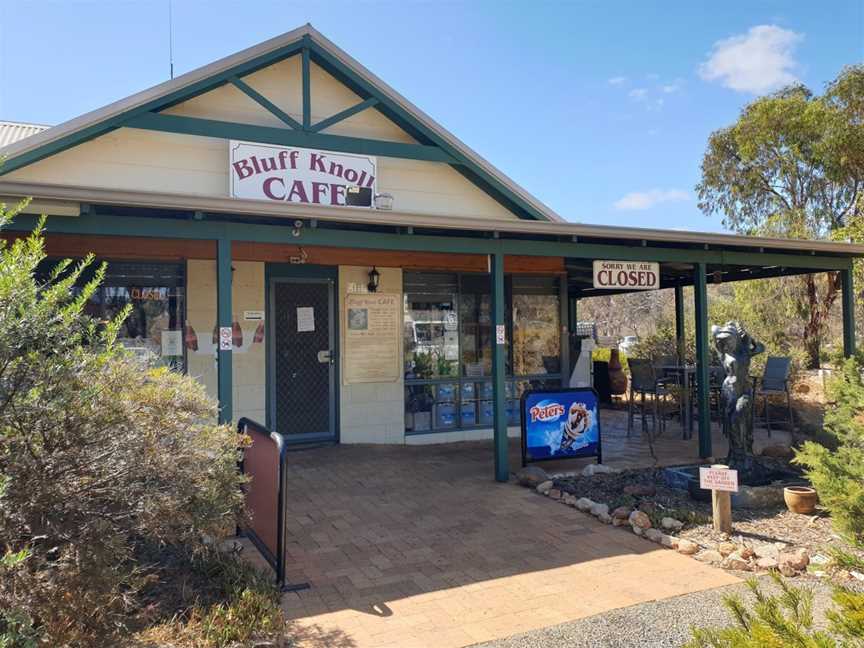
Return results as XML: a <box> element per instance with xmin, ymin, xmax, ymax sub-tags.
<box><xmin>237</xmin><ymin>417</ymin><xmax>309</xmax><ymax>592</ymax></box>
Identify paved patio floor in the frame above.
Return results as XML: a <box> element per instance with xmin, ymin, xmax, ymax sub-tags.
<box><xmin>241</xmin><ymin>413</ymin><xmax>740</xmax><ymax>648</ymax></box>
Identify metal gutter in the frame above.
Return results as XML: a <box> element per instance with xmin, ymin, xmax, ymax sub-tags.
<box><xmin>2</xmin><ymin>180</ymin><xmax>862</xmax><ymax>257</ymax></box>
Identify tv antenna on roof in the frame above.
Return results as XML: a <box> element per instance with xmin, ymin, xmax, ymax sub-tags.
<box><xmin>168</xmin><ymin>0</ymin><xmax>175</xmax><ymax>79</ymax></box>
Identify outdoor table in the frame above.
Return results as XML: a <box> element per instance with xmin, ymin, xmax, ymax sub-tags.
<box><xmin>658</xmin><ymin>364</ymin><xmax>697</xmax><ymax>439</ymax></box>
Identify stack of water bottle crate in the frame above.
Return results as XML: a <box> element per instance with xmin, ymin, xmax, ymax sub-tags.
<box><xmin>433</xmin><ymin>381</ymin><xmax>520</xmax><ymax>430</ymax></box>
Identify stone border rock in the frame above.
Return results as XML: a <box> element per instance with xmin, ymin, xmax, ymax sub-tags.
<box><xmin>515</xmin><ymin>466</ymin><xmax>813</xmax><ymax>577</ymax></box>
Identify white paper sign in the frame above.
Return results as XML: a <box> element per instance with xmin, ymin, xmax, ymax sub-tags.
<box><xmin>593</xmin><ymin>260</ymin><xmax>660</xmax><ymax>290</ymax></box>
<box><xmin>444</xmin><ymin>332</ymin><xmax>459</xmax><ymax>360</ymax></box>
<box><xmin>699</xmin><ymin>466</ymin><xmax>739</xmax><ymax>492</ymax></box>
<box><xmin>297</xmin><ymin>307</ymin><xmax>315</xmax><ymax>332</ymax></box>
<box><xmin>444</xmin><ymin>311</ymin><xmax>458</xmax><ymax>331</ymax></box>
<box><xmin>219</xmin><ymin>326</ymin><xmax>232</xmax><ymax>351</ymax></box>
<box><xmin>160</xmin><ymin>330</ymin><xmax>182</xmax><ymax>357</ymax></box>
<box><xmin>244</xmin><ymin>310</ymin><xmax>265</xmax><ymax>321</ymax></box>
<box><xmin>229</xmin><ymin>141</ymin><xmax>376</xmax><ymax>207</ymax></box>
<box><xmin>496</xmin><ymin>324</ymin><xmax>506</xmax><ymax>345</ymax></box>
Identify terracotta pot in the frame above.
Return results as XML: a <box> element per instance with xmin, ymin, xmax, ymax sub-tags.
<box><xmin>784</xmin><ymin>485</ymin><xmax>818</xmax><ymax>514</ymax></box>
<box><xmin>608</xmin><ymin>349</ymin><xmax>627</xmax><ymax>395</ymax></box>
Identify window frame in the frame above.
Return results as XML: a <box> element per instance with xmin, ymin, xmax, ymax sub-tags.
<box><xmin>403</xmin><ymin>271</ymin><xmax>565</xmax><ymax>436</ymax></box>
<box><xmin>41</xmin><ymin>258</ymin><xmax>188</xmax><ymax>373</ymax></box>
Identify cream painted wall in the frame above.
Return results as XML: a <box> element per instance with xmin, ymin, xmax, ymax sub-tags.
<box><xmin>232</xmin><ymin>262</ymin><xmax>267</xmax><ymax>424</ymax></box>
<box><xmin>185</xmin><ymin>259</ymin><xmax>266</xmax><ymax>424</ymax></box>
<box><xmin>184</xmin><ymin>259</ymin><xmax>516</xmax><ymax>444</ymax></box>
<box><xmin>6</xmin><ymin>60</ymin><xmax>519</xmax><ymax>221</ymax></box>
<box><xmin>186</xmin><ymin>259</ymin><xmax>218</xmax><ymax>408</ymax></box>
<box><xmin>337</xmin><ymin>265</ymin><xmax>405</xmax><ymax>444</ymax></box>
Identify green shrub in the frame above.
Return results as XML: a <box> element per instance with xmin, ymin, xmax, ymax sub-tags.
<box><xmin>794</xmin><ymin>358</ymin><xmax>864</xmax><ymax>546</ymax></box>
<box><xmin>687</xmin><ymin>573</ymin><xmax>864</xmax><ymax>647</ymax></box>
<box><xmin>592</xmin><ymin>346</ymin><xmax>628</xmax><ymax>370</ymax></box>
<box><xmin>0</xmin><ymin>210</ymin><xmax>249</xmax><ymax>645</ymax></box>
<box><xmin>629</xmin><ymin>319</ymin><xmax>693</xmax><ymax>363</ymax></box>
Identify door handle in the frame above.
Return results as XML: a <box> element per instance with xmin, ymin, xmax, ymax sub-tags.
<box><xmin>317</xmin><ymin>350</ymin><xmax>331</xmax><ymax>364</ymax></box>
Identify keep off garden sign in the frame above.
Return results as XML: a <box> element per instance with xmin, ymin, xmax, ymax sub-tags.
<box><xmin>592</xmin><ymin>260</ymin><xmax>660</xmax><ymax>290</ymax></box>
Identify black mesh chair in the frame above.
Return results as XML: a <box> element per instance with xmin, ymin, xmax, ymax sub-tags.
<box><xmin>628</xmin><ymin>358</ymin><xmax>671</xmax><ymax>436</ymax></box>
<box><xmin>654</xmin><ymin>354</ymin><xmax>685</xmax><ymax>423</ymax></box>
<box><xmin>755</xmin><ymin>356</ymin><xmax>793</xmax><ymax>435</ymax></box>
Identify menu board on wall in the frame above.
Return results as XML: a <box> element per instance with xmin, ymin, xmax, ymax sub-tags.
<box><xmin>343</xmin><ymin>293</ymin><xmax>400</xmax><ymax>384</ymax></box>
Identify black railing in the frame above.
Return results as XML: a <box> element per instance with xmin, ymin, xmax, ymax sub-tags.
<box><xmin>237</xmin><ymin>417</ymin><xmax>309</xmax><ymax>592</ymax></box>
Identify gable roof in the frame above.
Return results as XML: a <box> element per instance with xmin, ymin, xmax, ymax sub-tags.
<box><xmin>0</xmin><ymin>24</ymin><xmax>563</xmax><ymax>222</ymax></box>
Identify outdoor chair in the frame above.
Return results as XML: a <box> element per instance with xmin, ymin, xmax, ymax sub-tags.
<box><xmin>755</xmin><ymin>356</ymin><xmax>793</xmax><ymax>435</ymax></box>
<box><xmin>627</xmin><ymin>358</ymin><xmax>671</xmax><ymax>436</ymax></box>
<box><xmin>653</xmin><ymin>354</ymin><xmax>687</xmax><ymax>426</ymax></box>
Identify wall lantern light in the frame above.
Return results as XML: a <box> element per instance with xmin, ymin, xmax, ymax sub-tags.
<box><xmin>374</xmin><ymin>192</ymin><xmax>394</xmax><ymax>211</ymax></box>
<box><xmin>367</xmin><ymin>266</ymin><xmax>380</xmax><ymax>293</ymax></box>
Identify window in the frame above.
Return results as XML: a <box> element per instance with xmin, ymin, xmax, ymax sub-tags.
<box><xmin>42</xmin><ymin>260</ymin><xmax>187</xmax><ymax>372</ymax></box>
<box><xmin>512</xmin><ymin>276</ymin><xmax>561</xmax><ymax>377</ymax></box>
<box><xmin>403</xmin><ymin>272</ymin><xmax>563</xmax><ymax>434</ymax></box>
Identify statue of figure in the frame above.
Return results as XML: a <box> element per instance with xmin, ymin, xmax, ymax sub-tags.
<box><xmin>712</xmin><ymin>321</ymin><xmax>765</xmax><ymax>471</ymax></box>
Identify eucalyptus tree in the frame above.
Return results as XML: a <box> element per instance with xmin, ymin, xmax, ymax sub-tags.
<box><xmin>698</xmin><ymin>65</ymin><xmax>864</xmax><ymax>367</ymax></box>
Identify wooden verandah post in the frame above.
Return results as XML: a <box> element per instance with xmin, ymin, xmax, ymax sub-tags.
<box><xmin>491</xmin><ymin>250</ymin><xmax>509</xmax><ymax>482</ymax></box>
<box><xmin>694</xmin><ymin>263</ymin><xmax>712</xmax><ymax>459</ymax></box>
<box><xmin>217</xmin><ymin>238</ymin><xmax>233</xmax><ymax>424</ymax></box>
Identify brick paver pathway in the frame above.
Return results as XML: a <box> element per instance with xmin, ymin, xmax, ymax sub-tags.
<box><xmin>244</xmin><ymin>413</ymin><xmax>739</xmax><ymax>648</ymax></box>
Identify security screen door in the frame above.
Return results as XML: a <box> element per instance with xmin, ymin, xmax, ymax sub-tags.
<box><xmin>270</xmin><ymin>278</ymin><xmax>336</xmax><ymax>441</ymax></box>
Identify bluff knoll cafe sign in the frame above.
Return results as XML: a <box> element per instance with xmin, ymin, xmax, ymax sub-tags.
<box><xmin>592</xmin><ymin>260</ymin><xmax>660</xmax><ymax>290</ymax></box>
<box><xmin>229</xmin><ymin>140</ymin><xmax>376</xmax><ymax>207</ymax></box>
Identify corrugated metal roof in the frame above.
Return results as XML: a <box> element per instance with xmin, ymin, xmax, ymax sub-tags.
<box><xmin>0</xmin><ymin>120</ymin><xmax>50</xmax><ymax>148</ymax></box>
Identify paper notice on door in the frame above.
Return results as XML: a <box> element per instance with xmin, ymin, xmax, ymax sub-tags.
<box><xmin>160</xmin><ymin>329</ymin><xmax>182</xmax><ymax>357</ymax></box>
<box><xmin>444</xmin><ymin>331</ymin><xmax>459</xmax><ymax>360</ymax></box>
<box><xmin>297</xmin><ymin>307</ymin><xmax>315</xmax><ymax>332</ymax></box>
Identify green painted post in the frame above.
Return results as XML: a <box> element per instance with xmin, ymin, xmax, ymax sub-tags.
<box><xmin>693</xmin><ymin>263</ymin><xmax>711</xmax><ymax>458</ymax></box>
<box><xmin>674</xmin><ymin>285</ymin><xmax>685</xmax><ymax>361</ymax></box>
<box><xmin>841</xmin><ymin>266</ymin><xmax>856</xmax><ymax>358</ymax></box>
<box><xmin>217</xmin><ymin>238</ymin><xmax>233</xmax><ymax>424</ymax></box>
<box><xmin>491</xmin><ymin>251</ymin><xmax>509</xmax><ymax>482</ymax></box>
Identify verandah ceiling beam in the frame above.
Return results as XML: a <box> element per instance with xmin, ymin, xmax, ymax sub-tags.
<box><xmin>123</xmin><ymin>112</ymin><xmax>457</xmax><ymax>163</ymax></box>
<box><xmin>229</xmin><ymin>76</ymin><xmax>303</xmax><ymax>130</ymax></box>
<box><xmin>4</xmin><ymin>212</ymin><xmax>853</xmax><ymax>272</ymax></box>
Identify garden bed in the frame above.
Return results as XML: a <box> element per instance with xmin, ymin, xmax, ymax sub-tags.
<box><xmin>520</xmin><ymin>463</ymin><xmax>864</xmax><ymax>582</ymax></box>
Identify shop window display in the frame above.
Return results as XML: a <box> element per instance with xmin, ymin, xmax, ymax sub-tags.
<box><xmin>403</xmin><ymin>272</ymin><xmax>562</xmax><ymax>434</ymax></box>
<box><xmin>46</xmin><ymin>260</ymin><xmax>187</xmax><ymax>372</ymax></box>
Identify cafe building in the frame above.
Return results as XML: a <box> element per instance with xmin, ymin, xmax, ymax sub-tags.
<box><xmin>1</xmin><ymin>24</ymin><xmax>861</xmax><ymax>481</ymax></box>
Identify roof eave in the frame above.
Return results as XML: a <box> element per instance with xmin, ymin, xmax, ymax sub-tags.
<box><xmin>1</xmin><ymin>180</ymin><xmax>861</xmax><ymax>257</ymax></box>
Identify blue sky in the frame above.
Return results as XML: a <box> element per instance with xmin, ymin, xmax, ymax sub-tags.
<box><xmin>1</xmin><ymin>1</ymin><xmax>862</xmax><ymax>232</ymax></box>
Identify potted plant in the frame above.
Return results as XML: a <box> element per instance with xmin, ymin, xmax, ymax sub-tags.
<box><xmin>783</xmin><ymin>485</ymin><xmax>818</xmax><ymax>514</ymax></box>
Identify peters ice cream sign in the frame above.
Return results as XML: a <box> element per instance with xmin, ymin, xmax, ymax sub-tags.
<box><xmin>229</xmin><ymin>140</ymin><xmax>376</xmax><ymax>208</ymax></box>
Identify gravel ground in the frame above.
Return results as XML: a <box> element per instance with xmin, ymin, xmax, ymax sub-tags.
<box><xmin>471</xmin><ymin>575</ymin><xmax>838</xmax><ymax>648</ymax></box>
